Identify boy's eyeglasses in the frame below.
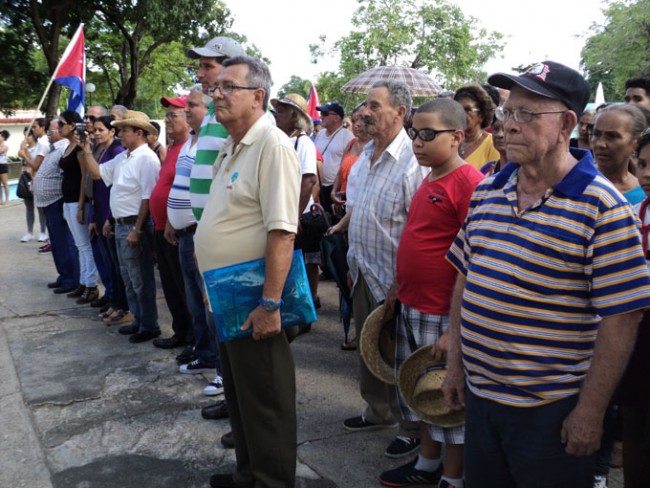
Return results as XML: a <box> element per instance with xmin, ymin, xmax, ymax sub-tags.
<box><xmin>407</xmin><ymin>127</ymin><xmax>456</xmax><ymax>142</ymax></box>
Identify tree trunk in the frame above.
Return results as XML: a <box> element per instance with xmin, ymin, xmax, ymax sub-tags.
<box><xmin>45</xmin><ymin>84</ymin><xmax>62</xmax><ymax>118</ymax></box>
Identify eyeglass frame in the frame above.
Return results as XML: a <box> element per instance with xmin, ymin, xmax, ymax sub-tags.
<box><xmin>495</xmin><ymin>106</ymin><xmax>568</xmax><ymax>124</ymax></box>
<box><xmin>406</xmin><ymin>127</ymin><xmax>457</xmax><ymax>142</ymax></box>
<box><xmin>212</xmin><ymin>84</ymin><xmax>260</xmax><ymax>96</ymax></box>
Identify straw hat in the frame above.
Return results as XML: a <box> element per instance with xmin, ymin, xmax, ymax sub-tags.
<box><xmin>359</xmin><ymin>306</ymin><xmax>396</xmax><ymax>385</ymax></box>
<box><xmin>270</xmin><ymin>93</ymin><xmax>314</xmax><ymax>132</ymax></box>
<box><xmin>397</xmin><ymin>345</ymin><xmax>464</xmax><ymax>427</ymax></box>
<box><xmin>111</xmin><ymin>110</ymin><xmax>158</xmax><ymax>135</ymax></box>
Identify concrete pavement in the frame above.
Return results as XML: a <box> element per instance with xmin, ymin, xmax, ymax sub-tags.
<box><xmin>0</xmin><ymin>200</ymin><xmax>624</xmax><ymax>487</ymax></box>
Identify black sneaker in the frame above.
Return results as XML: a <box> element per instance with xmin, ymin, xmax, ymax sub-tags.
<box><xmin>385</xmin><ymin>436</ymin><xmax>421</xmax><ymax>459</ymax></box>
<box><xmin>379</xmin><ymin>458</ymin><xmax>442</xmax><ymax>487</ymax></box>
<box><xmin>343</xmin><ymin>415</ymin><xmax>398</xmax><ymax>432</ymax></box>
<box><xmin>179</xmin><ymin>358</ymin><xmax>216</xmax><ymax>374</ymax></box>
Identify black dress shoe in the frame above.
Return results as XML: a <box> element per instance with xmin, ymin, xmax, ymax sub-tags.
<box><xmin>209</xmin><ymin>473</ymin><xmax>238</xmax><ymax>488</ymax></box>
<box><xmin>129</xmin><ymin>330</ymin><xmax>161</xmax><ymax>343</ymax></box>
<box><xmin>220</xmin><ymin>430</ymin><xmax>235</xmax><ymax>449</ymax></box>
<box><xmin>53</xmin><ymin>285</ymin><xmax>78</xmax><ymax>294</ymax></box>
<box><xmin>90</xmin><ymin>295</ymin><xmax>110</xmax><ymax>308</ymax></box>
<box><xmin>47</xmin><ymin>281</ymin><xmax>62</xmax><ymax>289</ymax></box>
<box><xmin>176</xmin><ymin>345</ymin><xmax>196</xmax><ymax>364</ymax></box>
<box><xmin>201</xmin><ymin>400</ymin><xmax>229</xmax><ymax>420</ymax></box>
<box><xmin>153</xmin><ymin>336</ymin><xmax>184</xmax><ymax>349</ymax></box>
<box><xmin>118</xmin><ymin>323</ymin><xmax>138</xmax><ymax>335</ymax></box>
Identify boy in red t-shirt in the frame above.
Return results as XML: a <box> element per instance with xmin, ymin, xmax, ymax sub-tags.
<box><xmin>380</xmin><ymin>99</ymin><xmax>484</xmax><ymax>488</ymax></box>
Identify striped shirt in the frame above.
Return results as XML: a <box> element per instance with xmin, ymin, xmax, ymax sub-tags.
<box><xmin>167</xmin><ymin>137</ymin><xmax>197</xmax><ymax>230</ymax></box>
<box><xmin>190</xmin><ymin>103</ymin><xmax>228</xmax><ymax>221</ymax></box>
<box><xmin>347</xmin><ymin>128</ymin><xmax>428</xmax><ymax>302</ymax></box>
<box><xmin>33</xmin><ymin>139</ymin><xmax>69</xmax><ymax>208</ymax></box>
<box><xmin>446</xmin><ymin>148</ymin><xmax>650</xmax><ymax>407</ymax></box>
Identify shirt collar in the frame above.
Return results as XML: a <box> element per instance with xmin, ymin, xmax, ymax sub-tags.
<box><xmin>127</xmin><ymin>142</ymin><xmax>149</xmax><ymax>157</ymax></box>
<box><xmin>492</xmin><ymin>147</ymin><xmax>596</xmax><ymax>198</ymax></box>
<box><xmin>364</xmin><ymin>127</ymin><xmax>409</xmax><ymax>165</ymax></box>
<box><xmin>52</xmin><ymin>139</ymin><xmax>69</xmax><ymax>150</ymax></box>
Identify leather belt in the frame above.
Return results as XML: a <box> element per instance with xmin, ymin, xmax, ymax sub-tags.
<box><xmin>175</xmin><ymin>223</ymin><xmax>198</xmax><ymax>237</ymax></box>
<box><xmin>115</xmin><ymin>216</ymin><xmax>138</xmax><ymax>225</ymax></box>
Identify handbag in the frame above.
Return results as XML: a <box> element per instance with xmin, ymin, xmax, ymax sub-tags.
<box><xmin>16</xmin><ymin>171</ymin><xmax>33</xmax><ymax>199</ymax></box>
<box><xmin>298</xmin><ymin>203</ymin><xmax>331</xmax><ymax>253</ymax></box>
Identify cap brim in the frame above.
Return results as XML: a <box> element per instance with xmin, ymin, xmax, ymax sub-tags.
<box><xmin>488</xmin><ymin>73</ymin><xmax>559</xmax><ymax>103</ymax></box>
<box><xmin>186</xmin><ymin>47</ymin><xmax>227</xmax><ymax>60</ymax></box>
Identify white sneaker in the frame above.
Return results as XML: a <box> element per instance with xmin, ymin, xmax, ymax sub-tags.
<box><xmin>37</xmin><ymin>233</ymin><xmax>48</xmax><ymax>242</ymax></box>
<box><xmin>203</xmin><ymin>375</ymin><xmax>224</xmax><ymax>396</ymax></box>
<box><xmin>20</xmin><ymin>233</ymin><xmax>34</xmax><ymax>243</ymax></box>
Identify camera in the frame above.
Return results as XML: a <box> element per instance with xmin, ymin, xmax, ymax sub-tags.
<box><xmin>75</xmin><ymin>122</ymin><xmax>87</xmax><ymax>142</ymax></box>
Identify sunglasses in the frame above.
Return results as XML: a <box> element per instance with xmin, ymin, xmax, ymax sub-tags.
<box><xmin>407</xmin><ymin>127</ymin><xmax>456</xmax><ymax>142</ymax></box>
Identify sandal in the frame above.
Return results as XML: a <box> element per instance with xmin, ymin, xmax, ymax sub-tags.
<box><xmin>99</xmin><ymin>307</ymin><xmax>116</xmax><ymax>319</ymax></box>
<box><xmin>103</xmin><ymin>309</ymin><xmax>132</xmax><ymax>325</ymax></box>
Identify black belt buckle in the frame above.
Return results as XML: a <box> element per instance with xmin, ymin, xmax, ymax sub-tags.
<box><xmin>116</xmin><ymin>216</ymin><xmax>138</xmax><ymax>225</ymax></box>
<box><xmin>176</xmin><ymin>223</ymin><xmax>197</xmax><ymax>237</ymax></box>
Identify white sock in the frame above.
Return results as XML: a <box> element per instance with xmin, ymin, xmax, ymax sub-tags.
<box><xmin>414</xmin><ymin>454</ymin><xmax>441</xmax><ymax>472</ymax></box>
<box><xmin>440</xmin><ymin>476</ymin><xmax>464</xmax><ymax>488</ymax></box>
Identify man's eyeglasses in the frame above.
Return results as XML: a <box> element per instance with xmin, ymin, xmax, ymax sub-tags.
<box><xmin>495</xmin><ymin>107</ymin><xmax>567</xmax><ymax>124</ymax></box>
<box><xmin>46</xmin><ymin>129</ymin><xmax>59</xmax><ymax>134</ymax></box>
<box><xmin>85</xmin><ymin>115</ymin><xmax>96</xmax><ymax>122</ymax></box>
<box><xmin>407</xmin><ymin>127</ymin><xmax>456</xmax><ymax>142</ymax></box>
<box><xmin>164</xmin><ymin>112</ymin><xmax>185</xmax><ymax>120</ymax></box>
<box><xmin>213</xmin><ymin>84</ymin><xmax>259</xmax><ymax>96</ymax></box>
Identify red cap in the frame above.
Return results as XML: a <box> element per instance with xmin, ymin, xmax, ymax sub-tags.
<box><xmin>160</xmin><ymin>94</ymin><xmax>188</xmax><ymax>108</ymax></box>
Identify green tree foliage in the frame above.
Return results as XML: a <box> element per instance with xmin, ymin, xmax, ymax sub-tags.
<box><xmin>276</xmin><ymin>76</ymin><xmax>312</xmax><ymax>99</ymax></box>
<box><xmin>581</xmin><ymin>0</ymin><xmax>650</xmax><ymax>101</ymax></box>
<box><xmin>310</xmin><ymin>0</ymin><xmax>503</xmax><ymax>103</ymax></box>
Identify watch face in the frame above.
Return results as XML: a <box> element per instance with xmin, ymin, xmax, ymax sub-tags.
<box><xmin>260</xmin><ymin>298</ymin><xmax>281</xmax><ymax>311</ymax></box>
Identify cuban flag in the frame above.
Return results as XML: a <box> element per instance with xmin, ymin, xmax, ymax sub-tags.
<box><xmin>54</xmin><ymin>24</ymin><xmax>85</xmax><ymax>117</ymax></box>
<box><xmin>306</xmin><ymin>84</ymin><xmax>321</xmax><ymax>121</ymax></box>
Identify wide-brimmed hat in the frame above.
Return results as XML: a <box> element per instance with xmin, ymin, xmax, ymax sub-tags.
<box><xmin>186</xmin><ymin>36</ymin><xmax>245</xmax><ymax>60</ymax></box>
<box><xmin>111</xmin><ymin>110</ymin><xmax>158</xmax><ymax>135</ymax></box>
<box><xmin>271</xmin><ymin>93</ymin><xmax>313</xmax><ymax>132</ymax></box>
<box><xmin>397</xmin><ymin>345</ymin><xmax>464</xmax><ymax>427</ymax></box>
<box><xmin>359</xmin><ymin>306</ymin><xmax>396</xmax><ymax>385</ymax></box>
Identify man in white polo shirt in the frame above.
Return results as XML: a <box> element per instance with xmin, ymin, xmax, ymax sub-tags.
<box><xmin>82</xmin><ymin>111</ymin><xmax>161</xmax><ymax>344</ymax></box>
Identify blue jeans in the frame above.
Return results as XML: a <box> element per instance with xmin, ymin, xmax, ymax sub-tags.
<box><xmin>104</xmin><ymin>229</ymin><xmax>128</xmax><ymax>311</ymax></box>
<box><xmin>63</xmin><ymin>202</ymin><xmax>98</xmax><ymax>287</ymax></box>
<box><xmin>464</xmin><ymin>388</ymin><xmax>596</xmax><ymax>487</ymax></box>
<box><xmin>43</xmin><ymin>198</ymin><xmax>79</xmax><ymax>288</ymax></box>
<box><xmin>115</xmin><ymin>219</ymin><xmax>158</xmax><ymax>333</ymax></box>
<box><xmin>177</xmin><ymin>231</ymin><xmax>219</xmax><ymax>370</ymax></box>
<box><xmin>85</xmin><ymin>202</ymin><xmax>112</xmax><ymax>299</ymax></box>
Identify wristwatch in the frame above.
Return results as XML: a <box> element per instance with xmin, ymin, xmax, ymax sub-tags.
<box><xmin>258</xmin><ymin>297</ymin><xmax>284</xmax><ymax>312</ymax></box>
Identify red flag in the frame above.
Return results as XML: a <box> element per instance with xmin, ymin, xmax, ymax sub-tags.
<box><xmin>306</xmin><ymin>84</ymin><xmax>321</xmax><ymax>121</ymax></box>
<box><xmin>54</xmin><ymin>24</ymin><xmax>86</xmax><ymax>116</ymax></box>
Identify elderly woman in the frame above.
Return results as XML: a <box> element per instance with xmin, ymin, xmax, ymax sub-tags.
<box><xmin>454</xmin><ymin>84</ymin><xmax>500</xmax><ymax>169</ymax></box>
<box><xmin>271</xmin><ymin>93</ymin><xmax>320</xmax><ymax>317</ymax></box>
<box><xmin>591</xmin><ymin>103</ymin><xmax>648</xmax><ymax>205</ymax></box>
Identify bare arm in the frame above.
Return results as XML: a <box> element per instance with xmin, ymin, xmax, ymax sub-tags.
<box><xmin>241</xmin><ymin>229</ymin><xmax>295</xmax><ymax>341</ymax></box>
<box><xmin>561</xmin><ymin>311</ymin><xmax>641</xmax><ymax>456</ymax></box>
<box><xmin>80</xmin><ymin>136</ymin><xmax>102</xmax><ymax>180</ymax></box>
<box><xmin>299</xmin><ymin>174</ymin><xmax>317</xmax><ymax>215</ymax></box>
<box><xmin>439</xmin><ymin>273</ymin><xmax>467</xmax><ymax>410</ymax></box>
<box><xmin>328</xmin><ymin>206</ymin><xmax>352</xmax><ymax>234</ymax></box>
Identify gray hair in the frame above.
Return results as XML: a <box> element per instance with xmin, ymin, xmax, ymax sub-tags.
<box><xmin>111</xmin><ymin>105</ymin><xmax>127</xmax><ymax>118</ymax></box>
<box><xmin>371</xmin><ymin>80</ymin><xmax>412</xmax><ymax>122</ymax></box>
<box><xmin>189</xmin><ymin>84</ymin><xmax>211</xmax><ymax>105</ymax></box>
<box><xmin>597</xmin><ymin>103</ymin><xmax>649</xmax><ymax>139</ymax></box>
<box><xmin>222</xmin><ymin>55</ymin><xmax>273</xmax><ymax>109</ymax></box>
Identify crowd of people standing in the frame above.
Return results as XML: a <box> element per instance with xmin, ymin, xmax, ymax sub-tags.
<box><xmin>8</xmin><ymin>33</ymin><xmax>650</xmax><ymax>487</ymax></box>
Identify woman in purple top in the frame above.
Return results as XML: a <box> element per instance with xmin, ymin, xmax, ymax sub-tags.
<box><xmin>81</xmin><ymin>115</ymin><xmax>129</xmax><ymax>323</ymax></box>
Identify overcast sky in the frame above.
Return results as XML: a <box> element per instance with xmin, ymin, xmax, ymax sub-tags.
<box><xmin>226</xmin><ymin>0</ymin><xmax>607</xmax><ymax>95</ymax></box>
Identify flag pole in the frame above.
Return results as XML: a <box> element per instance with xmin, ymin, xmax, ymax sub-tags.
<box><xmin>24</xmin><ymin>24</ymin><xmax>84</xmax><ymax>135</ymax></box>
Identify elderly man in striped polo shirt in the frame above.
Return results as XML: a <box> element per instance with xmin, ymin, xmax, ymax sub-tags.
<box><xmin>443</xmin><ymin>61</ymin><xmax>650</xmax><ymax>486</ymax></box>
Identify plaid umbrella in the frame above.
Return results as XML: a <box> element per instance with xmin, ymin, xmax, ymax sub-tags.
<box><xmin>341</xmin><ymin>65</ymin><xmax>442</xmax><ymax>97</ymax></box>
